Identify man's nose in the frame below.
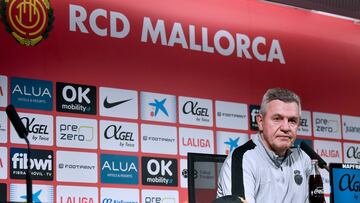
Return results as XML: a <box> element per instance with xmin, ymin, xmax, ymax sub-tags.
<box><xmin>280</xmin><ymin>119</ymin><xmax>291</xmax><ymax>132</ymax></box>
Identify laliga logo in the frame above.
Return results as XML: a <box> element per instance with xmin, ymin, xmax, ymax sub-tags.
<box><xmin>1</xmin><ymin>0</ymin><xmax>54</xmax><ymax>46</ymax></box>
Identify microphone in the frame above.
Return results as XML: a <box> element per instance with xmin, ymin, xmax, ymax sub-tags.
<box><xmin>5</xmin><ymin>104</ymin><xmax>28</xmax><ymax>138</ymax></box>
<box><xmin>300</xmin><ymin>141</ymin><xmax>329</xmax><ymax>172</ymax></box>
<box><xmin>5</xmin><ymin>104</ymin><xmax>32</xmax><ymax>203</ymax></box>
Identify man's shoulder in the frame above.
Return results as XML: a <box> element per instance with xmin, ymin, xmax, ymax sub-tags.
<box><xmin>231</xmin><ymin>139</ymin><xmax>258</xmax><ymax>160</ymax></box>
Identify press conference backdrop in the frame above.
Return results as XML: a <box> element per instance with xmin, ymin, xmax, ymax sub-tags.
<box><xmin>1</xmin><ymin>0</ymin><xmax>360</xmax><ymax>202</ymax></box>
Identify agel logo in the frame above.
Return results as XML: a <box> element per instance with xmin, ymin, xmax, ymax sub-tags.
<box><xmin>10</xmin><ymin>77</ymin><xmax>53</xmax><ymax>111</ymax></box>
<box><xmin>142</xmin><ymin>157</ymin><xmax>178</xmax><ymax>186</ymax></box>
<box><xmin>0</xmin><ymin>0</ymin><xmax>54</xmax><ymax>46</ymax></box>
<box><xmin>10</xmin><ymin>148</ymin><xmax>53</xmax><ymax>180</ymax></box>
<box><xmin>56</xmin><ymin>82</ymin><xmax>96</xmax><ymax>115</ymax></box>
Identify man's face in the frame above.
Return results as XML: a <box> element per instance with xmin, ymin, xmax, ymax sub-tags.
<box><xmin>256</xmin><ymin>100</ymin><xmax>300</xmax><ymax>156</ymax></box>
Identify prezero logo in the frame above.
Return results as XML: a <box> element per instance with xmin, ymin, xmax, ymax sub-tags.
<box><xmin>142</xmin><ymin>157</ymin><xmax>178</xmax><ymax>186</ymax></box>
<box><xmin>10</xmin><ymin>148</ymin><xmax>53</xmax><ymax>180</ymax></box>
<box><xmin>56</xmin><ymin>116</ymin><xmax>97</xmax><ymax>149</ymax></box>
<box><xmin>313</xmin><ymin>112</ymin><xmax>341</xmax><ymax>139</ymax></box>
<box><xmin>142</xmin><ymin>190</ymin><xmax>178</xmax><ymax>203</ymax></box>
<box><xmin>56</xmin><ymin>82</ymin><xmax>96</xmax><ymax>115</ymax></box>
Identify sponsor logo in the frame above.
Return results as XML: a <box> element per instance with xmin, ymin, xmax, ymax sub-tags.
<box><xmin>0</xmin><ymin>111</ymin><xmax>7</xmax><ymax>143</ymax></box>
<box><xmin>0</xmin><ymin>147</ymin><xmax>7</xmax><ymax>179</ymax></box>
<box><xmin>346</xmin><ymin>146</ymin><xmax>360</xmax><ymax>160</ymax></box>
<box><xmin>99</xmin><ymin>87</ymin><xmax>138</xmax><ymax>119</ymax></box>
<box><xmin>142</xmin><ymin>157</ymin><xmax>178</xmax><ymax>186</ymax></box>
<box><xmin>338</xmin><ymin>173</ymin><xmax>360</xmax><ymax>192</ymax></box>
<box><xmin>56</xmin><ymin>151</ymin><xmax>97</xmax><ymax>183</ymax></box>
<box><xmin>342</xmin><ymin>115</ymin><xmax>360</xmax><ymax>141</ymax></box>
<box><xmin>10</xmin><ymin>148</ymin><xmax>53</xmax><ymax>180</ymax></box>
<box><xmin>10</xmin><ymin>184</ymin><xmax>54</xmax><ymax>203</ymax></box>
<box><xmin>314</xmin><ymin>140</ymin><xmax>343</xmax><ymax>169</ymax></box>
<box><xmin>0</xmin><ymin>75</ymin><xmax>7</xmax><ymax>107</ymax></box>
<box><xmin>193</xmin><ymin>162</ymin><xmax>216</xmax><ymax>189</ymax></box>
<box><xmin>10</xmin><ymin>77</ymin><xmax>53</xmax><ymax>111</ymax></box>
<box><xmin>142</xmin><ymin>190</ymin><xmax>179</xmax><ymax>203</ymax></box>
<box><xmin>313</xmin><ymin>112</ymin><xmax>341</xmax><ymax>139</ymax></box>
<box><xmin>0</xmin><ymin>183</ymin><xmax>6</xmax><ymax>203</ymax></box>
<box><xmin>141</xmin><ymin>92</ymin><xmax>176</xmax><ymax>123</ymax></box>
<box><xmin>344</xmin><ymin>123</ymin><xmax>360</xmax><ymax>133</ymax></box>
<box><xmin>315</xmin><ymin>119</ymin><xmax>339</xmax><ymax>133</ymax></box>
<box><xmin>149</xmin><ymin>98</ymin><xmax>169</xmax><ymax>117</ymax></box>
<box><xmin>0</xmin><ymin>0</ymin><xmax>54</xmax><ymax>46</ymax></box>
<box><xmin>224</xmin><ymin>137</ymin><xmax>240</xmax><ymax>154</ymax></box>
<box><xmin>216</xmin><ymin>131</ymin><xmax>248</xmax><ymax>155</ymax></box>
<box><xmin>215</xmin><ymin>101</ymin><xmax>248</xmax><ymax>130</ymax></box>
<box><xmin>180</xmin><ymin>159</ymin><xmax>188</xmax><ymax>188</ymax></box>
<box><xmin>297</xmin><ymin>111</ymin><xmax>312</xmax><ymax>136</ymax></box>
<box><xmin>57</xmin><ymin>185</ymin><xmax>98</xmax><ymax>203</ymax></box>
<box><xmin>183</xmin><ymin>101</ymin><xmax>209</xmax><ymax>117</ymax></box>
<box><xmin>56</xmin><ymin>82</ymin><xmax>96</xmax><ymax>115</ymax></box>
<box><xmin>179</xmin><ymin>97</ymin><xmax>213</xmax><ymax>126</ymax></box>
<box><xmin>179</xmin><ymin>127</ymin><xmax>214</xmax><ymax>155</ymax></box>
<box><xmin>104</xmin><ymin>125</ymin><xmax>134</xmax><ymax>141</ymax></box>
<box><xmin>182</xmin><ymin>137</ymin><xmax>210</xmax><ymax>148</ymax></box>
<box><xmin>104</xmin><ymin>97</ymin><xmax>132</xmax><ymax>108</ymax></box>
<box><xmin>101</xmin><ymin>188</ymin><xmax>139</xmax><ymax>203</ymax></box>
<box><xmin>101</xmin><ymin>154</ymin><xmax>138</xmax><ymax>184</ymax></box>
<box><xmin>141</xmin><ymin>124</ymin><xmax>177</xmax><ymax>155</ymax></box>
<box><xmin>56</xmin><ymin>116</ymin><xmax>97</xmax><ymax>149</ymax></box>
<box><xmin>249</xmin><ymin>105</ymin><xmax>260</xmax><ymax>131</ymax></box>
<box><xmin>317</xmin><ymin>149</ymin><xmax>340</xmax><ymax>158</ymax></box>
<box><xmin>10</xmin><ymin>113</ymin><xmax>53</xmax><ymax>146</ymax></box>
<box><xmin>100</xmin><ymin>120</ymin><xmax>138</xmax><ymax>152</ymax></box>
<box><xmin>344</xmin><ymin>143</ymin><xmax>360</xmax><ymax>164</ymax></box>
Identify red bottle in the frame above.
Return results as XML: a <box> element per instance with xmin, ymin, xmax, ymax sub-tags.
<box><xmin>308</xmin><ymin>159</ymin><xmax>325</xmax><ymax>203</ymax></box>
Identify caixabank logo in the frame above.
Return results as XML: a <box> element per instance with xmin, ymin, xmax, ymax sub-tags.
<box><xmin>10</xmin><ymin>147</ymin><xmax>53</xmax><ymax>180</ymax></box>
<box><xmin>0</xmin><ymin>0</ymin><xmax>54</xmax><ymax>46</ymax></box>
<box><xmin>142</xmin><ymin>156</ymin><xmax>178</xmax><ymax>187</ymax></box>
<box><xmin>56</xmin><ymin>82</ymin><xmax>96</xmax><ymax>115</ymax></box>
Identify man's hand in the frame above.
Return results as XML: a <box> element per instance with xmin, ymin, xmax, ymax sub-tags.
<box><xmin>239</xmin><ymin>197</ymin><xmax>248</xmax><ymax>203</ymax></box>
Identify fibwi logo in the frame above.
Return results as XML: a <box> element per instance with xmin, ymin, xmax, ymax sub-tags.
<box><xmin>10</xmin><ymin>147</ymin><xmax>53</xmax><ymax>180</ymax></box>
<box><xmin>0</xmin><ymin>0</ymin><xmax>54</xmax><ymax>46</ymax></box>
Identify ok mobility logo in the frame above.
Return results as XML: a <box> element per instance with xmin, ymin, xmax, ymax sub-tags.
<box><xmin>56</xmin><ymin>82</ymin><xmax>96</xmax><ymax>115</ymax></box>
<box><xmin>0</xmin><ymin>0</ymin><xmax>54</xmax><ymax>46</ymax></box>
<box><xmin>142</xmin><ymin>157</ymin><xmax>178</xmax><ymax>187</ymax></box>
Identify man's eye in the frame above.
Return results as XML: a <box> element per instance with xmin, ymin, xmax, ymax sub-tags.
<box><xmin>289</xmin><ymin>119</ymin><xmax>298</xmax><ymax>125</ymax></box>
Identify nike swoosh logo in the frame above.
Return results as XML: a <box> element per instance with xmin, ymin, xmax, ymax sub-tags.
<box><xmin>103</xmin><ymin>97</ymin><xmax>132</xmax><ymax>108</ymax></box>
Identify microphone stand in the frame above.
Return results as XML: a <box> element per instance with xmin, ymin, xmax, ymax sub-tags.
<box><xmin>24</xmin><ymin>135</ymin><xmax>33</xmax><ymax>203</ymax></box>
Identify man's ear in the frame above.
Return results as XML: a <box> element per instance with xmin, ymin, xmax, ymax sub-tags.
<box><xmin>256</xmin><ymin>114</ymin><xmax>263</xmax><ymax>132</ymax></box>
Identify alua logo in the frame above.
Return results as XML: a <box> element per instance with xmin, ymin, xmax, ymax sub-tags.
<box><xmin>0</xmin><ymin>0</ymin><xmax>54</xmax><ymax>46</ymax></box>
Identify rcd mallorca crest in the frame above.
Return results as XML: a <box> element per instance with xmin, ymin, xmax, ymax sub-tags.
<box><xmin>0</xmin><ymin>0</ymin><xmax>54</xmax><ymax>46</ymax></box>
